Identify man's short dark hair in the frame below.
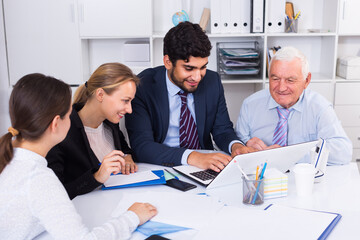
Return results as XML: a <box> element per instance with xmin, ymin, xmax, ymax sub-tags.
<box><xmin>163</xmin><ymin>21</ymin><xmax>212</xmax><ymax>65</ymax></box>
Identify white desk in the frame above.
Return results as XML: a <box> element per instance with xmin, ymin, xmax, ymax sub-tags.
<box><xmin>38</xmin><ymin>163</ymin><xmax>360</xmax><ymax>239</ymax></box>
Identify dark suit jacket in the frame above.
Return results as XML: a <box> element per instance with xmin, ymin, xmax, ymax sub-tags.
<box><xmin>46</xmin><ymin>103</ymin><xmax>132</xmax><ymax>199</ymax></box>
<box><xmin>125</xmin><ymin>66</ymin><xmax>240</xmax><ymax>167</ymax></box>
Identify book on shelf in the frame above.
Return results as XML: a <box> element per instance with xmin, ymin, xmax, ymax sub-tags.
<box><xmin>199</xmin><ymin>8</ymin><xmax>210</xmax><ymax>31</ymax></box>
<box><xmin>267</xmin><ymin>46</ymin><xmax>281</xmax><ymax>76</ymax></box>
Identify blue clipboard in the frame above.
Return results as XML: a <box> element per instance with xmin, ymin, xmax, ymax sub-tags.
<box><xmin>101</xmin><ymin>170</ymin><xmax>166</xmax><ymax>190</ymax></box>
<box><xmin>264</xmin><ymin>204</ymin><xmax>342</xmax><ymax>240</ymax></box>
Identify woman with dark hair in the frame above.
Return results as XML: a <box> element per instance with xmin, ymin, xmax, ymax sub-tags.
<box><xmin>0</xmin><ymin>73</ymin><xmax>156</xmax><ymax>239</ymax></box>
<box><xmin>47</xmin><ymin>62</ymin><xmax>140</xmax><ymax>199</ymax></box>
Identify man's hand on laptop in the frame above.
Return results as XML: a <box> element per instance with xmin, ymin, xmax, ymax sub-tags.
<box><xmin>246</xmin><ymin>137</ymin><xmax>281</xmax><ymax>151</ymax></box>
<box><xmin>231</xmin><ymin>143</ymin><xmax>257</xmax><ymax>158</ymax></box>
<box><xmin>187</xmin><ymin>151</ymin><xmax>232</xmax><ymax>172</ymax></box>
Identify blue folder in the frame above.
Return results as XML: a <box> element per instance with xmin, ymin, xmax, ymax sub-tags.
<box><xmin>264</xmin><ymin>204</ymin><xmax>342</xmax><ymax>240</ymax></box>
<box><xmin>102</xmin><ymin>170</ymin><xmax>166</xmax><ymax>190</ymax></box>
<box><xmin>136</xmin><ymin>221</ymin><xmax>191</xmax><ymax>236</ymax></box>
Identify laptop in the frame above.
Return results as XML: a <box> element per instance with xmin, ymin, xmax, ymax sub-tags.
<box><xmin>173</xmin><ymin>139</ymin><xmax>322</xmax><ymax>189</ymax></box>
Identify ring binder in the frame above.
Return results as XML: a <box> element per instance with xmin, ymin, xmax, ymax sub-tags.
<box><xmin>250</xmin><ymin>0</ymin><xmax>265</xmax><ymax>33</ymax></box>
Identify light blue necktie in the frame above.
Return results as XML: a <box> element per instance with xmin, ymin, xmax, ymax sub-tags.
<box><xmin>272</xmin><ymin>107</ymin><xmax>292</xmax><ymax>146</ymax></box>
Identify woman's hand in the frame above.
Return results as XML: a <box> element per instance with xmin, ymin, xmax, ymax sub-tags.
<box><xmin>122</xmin><ymin>154</ymin><xmax>138</xmax><ymax>175</ymax></box>
<box><xmin>93</xmin><ymin>150</ymin><xmax>125</xmax><ymax>183</ymax></box>
<box><xmin>128</xmin><ymin>202</ymin><xmax>157</xmax><ymax>225</ymax></box>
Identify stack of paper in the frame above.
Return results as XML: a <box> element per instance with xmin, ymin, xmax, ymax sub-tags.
<box><xmin>263</xmin><ymin>168</ymin><xmax>288</xmax><ymax>199</ymax></box>
<box><xmin>221</xmin><ymin>59</ymin><xmax>259</xmax><ymax>67</ymax></box>
<box><xmin>220</xmin><ymin>48</ymin><xmax>259</xmax><ymax>59</ymax></box>
<box><xmin>218</xmin><ymin>45</ymin><xmax>261</xmax><ymax>77</ymax></box>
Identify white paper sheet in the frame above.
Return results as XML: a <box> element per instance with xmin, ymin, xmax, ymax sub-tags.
<box><xmin>111</xmin><ymin>191</ymin><xmax>224</xmax><ymax>229</ymax></box>
<box><xmin>194</xmin><ymin>204</ymin><xmax>339</xmax><ymax>240</ymax></box>
<box><xmin>103</xmin><ymin>170</ymin><xmax>159</xmax><ymax>188</ymax></box>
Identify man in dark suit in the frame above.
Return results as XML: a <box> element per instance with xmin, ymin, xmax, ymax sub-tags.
<box><xmin>126</xmin><ymin>22</ymin><xmax>254</xmax><ymax>172</ymax></box>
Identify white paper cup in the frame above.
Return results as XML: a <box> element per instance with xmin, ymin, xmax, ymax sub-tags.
<box><xmin>293</xmin><ymin>163</ymin><xmax>316</xmax><ymax>197</ymax></box>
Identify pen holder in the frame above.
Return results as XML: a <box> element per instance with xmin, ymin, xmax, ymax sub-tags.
<box><xmin>285</xmin><ymin>19</ymin><xmax>298</xmax><ymax>33</ymax></box>
<box><xmin>242</xmin><ymin>175</ymin><xmax>264</xmax><ymax>205</ymax></box>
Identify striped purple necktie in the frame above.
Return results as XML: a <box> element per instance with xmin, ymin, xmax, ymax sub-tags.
<box><xmin>178</xmin><ymin>91</ymin><xmax>201</xmax><ymax>149</ymax></box>
<box><xmin>272</xmin><ymin>107</ymin><xmax>292</xmax><ymax>147</ymax></box>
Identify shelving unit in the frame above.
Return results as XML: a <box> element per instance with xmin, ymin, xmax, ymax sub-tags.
<box><xmin>2</xmin><ymin>0</ymin><xmax>360</xmax><ymax>160</ymax></box>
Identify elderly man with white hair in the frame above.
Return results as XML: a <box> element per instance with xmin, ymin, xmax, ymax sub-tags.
<box><xmin>235</xmin><ymin>46</ymin><xmax>352</xmax><ymax>165</ymax></box>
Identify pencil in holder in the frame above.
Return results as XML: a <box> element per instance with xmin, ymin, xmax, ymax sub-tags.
<box><xmin>242</xmin><ymin>175</ymin><xmax>264</xmax><ymax>205</ymax></box>
<box><xmin>285</xmin><ymin>18</ymin><xmax>298</xmax><ymax>33</ymax></box>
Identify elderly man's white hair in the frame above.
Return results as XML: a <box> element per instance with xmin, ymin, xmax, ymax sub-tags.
<box><xmin>269</xmin><ymin>46</ymin><xmax>309</xmax><ymax>79</ymax></box>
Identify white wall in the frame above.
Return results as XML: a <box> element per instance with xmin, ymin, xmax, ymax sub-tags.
<box><xmin>0</xmin><ymin>1</ymin><xmax>10</xmax><ymax>135</ymax></box>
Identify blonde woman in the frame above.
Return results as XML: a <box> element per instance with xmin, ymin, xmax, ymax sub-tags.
<box><xmin>47</xmin><ymin>63</ymin><xmax>140</xmax><ymax>199</ymax></box>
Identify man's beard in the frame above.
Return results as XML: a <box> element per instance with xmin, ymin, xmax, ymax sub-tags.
<box><xmin>169</xmin><ymin>69</ymin><xmax>199</xmax><ymax>93</ymax></box>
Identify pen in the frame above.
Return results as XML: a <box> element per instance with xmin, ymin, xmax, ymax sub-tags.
<box><xmin>251</xmin><ymin>162</ymin><xmax>267</xmax><ymax>204</ymax></box>
<box><xmin>259</xmin><ymin>162</ymin><xmax>267</xmax><ymax>180</ymax></box>
<box><xmin>294</xmin><ymin>11</ymin><xmax>301</xmax><ymax>20</ymax></box>
<box><xmin>255</xmin><ymin>165</ymin><xmax>259</xmax><ymax>181</ymax></box>
<box><xmin>98</xmin><ymin>154</ymin><xmax>128</xmax><ymax>165</ymax></box>
<box><xmin>234</xmin><ymin>160</ymin><xmax>250</xmax><ymax>180</ymax></box>
<box><xmin>164</xmin><ymin>169</ymin><xmax>179</xmax><ymax>180</ymax></box>
<box><xmin>234</xmin><ymin>160</ymin><xmax>257</xmax><ymax>195</ymax></box>
<box><xmin>98</xmin><ymin>154</ymin><xmax>128</xmax><ymax>175</ymax></box>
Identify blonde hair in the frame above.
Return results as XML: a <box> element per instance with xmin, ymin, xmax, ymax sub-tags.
<box><xmin>73</xmin><ymin>63</ymin><xmax>140</xmax><ymax>105</ymax></box>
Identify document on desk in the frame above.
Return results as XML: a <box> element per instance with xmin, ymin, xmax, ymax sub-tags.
<box><xmin>111</xmin><ymin>191</ymin><xmax>224</xmax><ymax>229</ymax></box>
<box><xmin>103</xmin><ymin>170</ymin><xmax>160</xmax><ymax>188</ymax></box>
<box><xmin>194</xmin><ymin>204</ymin><xmax>341</xmax><ymax>240</ymax></box>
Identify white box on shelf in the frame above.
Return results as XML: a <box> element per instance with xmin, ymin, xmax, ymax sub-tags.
<box><xmin>337</xmin><ymin>56</ymin><xmax>360</xmax><ymax>80</ymax></box>
<box><xmin>124</xmin><ymin>41</ymin><xmax>150</xmax><ymax>62</ymax></box>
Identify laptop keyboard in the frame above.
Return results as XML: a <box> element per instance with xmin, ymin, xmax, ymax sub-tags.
<box><xmin>190</xmin><ymin>169</ymin><xmax>220</xmax><ymax>181</ymax></box>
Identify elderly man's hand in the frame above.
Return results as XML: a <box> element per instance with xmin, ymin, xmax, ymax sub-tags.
<box><xmin>246</xmin><ymin>137</ymin><xmax>282</xmax><ymax>151</ymax></box>
<box><xmin>231</xmin><ymin>143</ymin><xmax>257</xmax><ymax>158</ymax></box>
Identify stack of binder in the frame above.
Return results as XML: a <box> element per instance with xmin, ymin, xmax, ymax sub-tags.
<box><xmin>211</xmin><ymin>0</ymin><xmax>251</xmax><ymax>34</ymax></box>
<box><xmin>210</xmin><ymin>0</ymin><xmax>285</xmax><ymax>34</ymax></box>
<box><xmin>217</xmin><ymin>42</ymin><xmax>261</xmax><ymax>79</ymax></box>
